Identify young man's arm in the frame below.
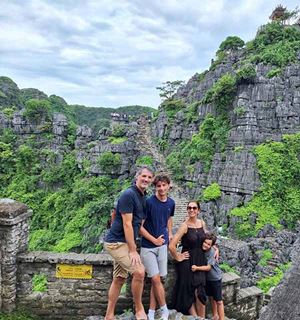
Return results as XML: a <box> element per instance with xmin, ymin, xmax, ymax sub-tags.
<box><xmin>122</xmin><ymin>213</ymin><xmax>141</xmax><ymax>266</ymax></box>
<box><xmin>139</xmin><ymin>223</ymin><xmax>165</xmax><ymax>246</ymax></box>
<box><xmin>167</xmin><ymin>216</ymin><xmax>173</xmax><ymax>241</ymax></box>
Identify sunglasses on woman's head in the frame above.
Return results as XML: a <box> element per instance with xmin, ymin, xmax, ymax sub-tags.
<box><xmin>187</xmin><ymin>206</ymin><xmax>198</xmax><ymax>210</ymax></box>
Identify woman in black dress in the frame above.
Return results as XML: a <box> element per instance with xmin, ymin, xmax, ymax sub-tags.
<box><xmin>169</xmin><ymin>200</ymin><xmax>208</xmax><ymax>318</ymax></box>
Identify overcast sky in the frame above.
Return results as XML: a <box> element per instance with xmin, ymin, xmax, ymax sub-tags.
<box><xmin>0</xmin><ymin>0</ymin><xmax>298</xmax><ymax>108</ymax></box>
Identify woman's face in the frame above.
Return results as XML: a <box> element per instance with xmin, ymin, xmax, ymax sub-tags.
<box><xmin>187</xmin><ymin>202</ymin><xmax>200</xmax><ymax>217</ymax></box>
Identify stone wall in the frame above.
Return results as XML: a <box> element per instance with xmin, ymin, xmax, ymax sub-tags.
<box><xmin>0</xmin><ymin>199</ymin><xmax>263</xmax><ymax>319</ymax></box>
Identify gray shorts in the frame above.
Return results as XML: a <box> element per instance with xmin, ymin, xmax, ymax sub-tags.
<box><xmin>140</xmin><ymin>245</ymin><xmax>168</xmax><ymax>278</ymax></box>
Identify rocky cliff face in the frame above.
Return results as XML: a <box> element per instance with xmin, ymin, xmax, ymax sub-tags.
<box><xmin>152</xmin><ymin>58</ymin><xmax>300</xmax><ymax>228</ymax></box>
<box><xmin>258</xmin><ymin>236</ymin><xmax>300</xmax><ymax>320</ymax></box>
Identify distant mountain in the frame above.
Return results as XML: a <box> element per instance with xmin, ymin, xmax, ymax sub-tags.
<box><xmin>0</xmin><ymin>76</ymin><xmax>156</xmax><ymax>132</ymax></box>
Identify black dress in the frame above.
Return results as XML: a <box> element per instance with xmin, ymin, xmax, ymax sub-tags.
<box><xmin>170</xmin><ymin>227</ymin><xmax>207</xmax><ymax>315</ymax></box>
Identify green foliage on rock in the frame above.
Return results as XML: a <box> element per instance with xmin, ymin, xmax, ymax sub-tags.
<box><xmin>202</xmin><ymin>182</ymin><xmax>222</xmax><ymax>201</ymax></box>
<box><xmin>135</xmin><ymin>155</ymin><xmax>154</xmax><ymax>166</ymax></box>
<box><xmin>160</xmin><ymin>99</ymin><xmax>185</xmax><ymax>120</ymax></box>
<box><xmin>166</xmin><ymin>114</ymin><xmax>230</xmax><ymax>179</ymax></box>
<box><xmin>23</xmin><ymin>99</ymin><xmax>51</xmax><ymax>122</ymax></box>
<box><xmin>0</xmin><ymin>310</ymin><xmax>38</xmax><ymax>320</ymax></box>
<box><xmin>32</xmin><ymin>274</ymin><xmax>47</xmax><ymax>292</ymax></box>
<box><xmin>236</xmin><ymin>64</ymin><xmax>256</xmax><ymax>84</ymax></box>
<box><xmin>231</xmin><ymin>133</ymin><xmax>300</xmax><ymax>238</ymax></box>
<box><xmin>219</xmin><ymin>36</ymin><xmax>245</xmax><ymax>51</ymax></box>
<box><xmin>266</xmin><ymin>68</ymin><xmax>282</xmax><ymax>78</ymax></box>
<box><xmin>97</xmin><ymin>152</ymin><xmax>122</xmax><ymax>173</ymax></box>
<box><xmin>202</xmin><ymin>74</ymin><xmax>237</xmax><ymax>112</ymax></box>
<box><xmin>257</xmin><ymin>263</ymin><xmax>291</xmax><ymax>293</ymax></box>
<box><xmin>246</xmin><ymin>21</ymin><xmax>300</xmax><ymax>67</ymax></box>
<box><xmin>258</xmin><ymin>249</ymin><xmax>273</xmax><ymax>267</ymax></box>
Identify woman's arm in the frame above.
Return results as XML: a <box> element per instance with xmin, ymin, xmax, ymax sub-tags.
<box><xmin>169</xmin><ymin>223</ymin><xmax>189</xmax><ymax>262</ymax></box>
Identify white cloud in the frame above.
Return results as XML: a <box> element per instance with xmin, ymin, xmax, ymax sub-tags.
<box><xmin>0</xmin><ymin>0</ymin><xmax>299</xmax><ymax>108</ymax></box>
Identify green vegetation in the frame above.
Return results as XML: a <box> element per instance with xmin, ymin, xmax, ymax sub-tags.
<box><xmin>202</xmin><ymin>74</ymin><xmax>237</xmax><ymax>112</ymax></box>
<box><xmin>219</xmin><ymin>36</ymin><xmax>245</xmax><ymax>51</ymax></box>
<box><xmin>111</xmin><ymin>124</ymin><xmax>126</xmax><ymax>137</ymax></box>
<box><xmin>202</xmin><ymin>182</ymin><xmax>222</xmax><ymax>201</ymax></box>
<box><xmin>32</xmin><ymin>274</ymin><xmax>47</xmax><ymax>292</ymax></box>
<box><xmin>236</xmin><ymin>64</ymin><xmax>256</xmax><ymax>84</ymax></box>
<box><xmin>219</xmin><ymin>263</ymin><xmax>239</xmax><ymax>275</ymax></box>
<box><xmin>23</xmin><ymin>99</ymin><xmax>51</xmax><ymax>122</ymax></box>
<box><xmin>257</xmin><ymin>263</ymin><xmax>291</xmax><ymax>293</ymax></box>
<box><xmin>231</xmin><ymin>133</ymin><xmax>300</xmax><ymax>238</ymax></box>
<box><xmin>108</xmin><ymin>136</ymin><xmax>127</xmax><ymax>144</ymax></box>
<box><xmin>0</xmin><ymin>310</ymin><xmax>38</xmax><ymax>320</ymax></box>
<box><xmin>266</xmin><ymin>68</ymin><xmax>282</xmax><ymax>78</ymax></box>
<box><xmin>258</xmin><ymin>249</ymin><xmax>273</xmax><ymax>267</ymax></box>
<box><xmin>166</xmin><ymin>114</ymin><xmax>230</xmax><ymax>179</ymax></box>
<box><xmin>135</xmin><ymin>155</ymin><xmax>154</xmax><ymax>166</ymax></box>
<box><xmin>233</xmin><ymin>106</ymin><xmax>246</xmax><ymax>117</ymax></box>
<box><xmin>97</xmin><ymin>152</ymin><xmax>122</xmax><ymax>174</ymax></box>
<box><xmin>160</xmin><ymin>99</ymin><xmax>186</xmax><ymax>120</ymax></box>
<box><xmin>156</xmin><ymin>80</ymin><xmax>185</xmax><ymax>101</ymax></box>
<box><xmin>246</xmin><ymin>21</ymin><xmax>300</xmax><ymax>68</ymax></box>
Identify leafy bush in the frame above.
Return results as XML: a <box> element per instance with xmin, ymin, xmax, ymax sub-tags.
<box><xmin>219</xmin><ymin>36</ymin><xmax>245</xmax><ymax>51</ymax></box>
<box><xmin>0</xmin><ymin>311</ymin><xmax>37</xmax><ymax>320</ymax></box>
<box><xmin>108</xmin><ymin>136</ymin><xmax>127</xmax><ymax>144</ymax></box>
<box><xmin>231</xmin><ymin>133</ymin><xmax>300</xmax><ymax>237</ymax></box>
<box><xmin>23</xmin><ymin>99</ymin><xmax>51</xmax><ymax>122</ymax></box>
<box><xmin>236</xmin><ymin>64</ymin><xmax>256</xmax><ymax>83</ymax></box>
<box><xmin>160</xmin><ymin>99</ymin><xmax>185</xmax><ymax>120</ymax></box>
<box><xmin>219</xmin><ymin>263</ymin><xmax>239</xmax><ymax>274</ymax></box>
<box><xmin>233</xmin><ymin>106</ymin><xmax>246</xmax><ymax>117</ymax></box>
<box><xmin>202</xmin><ymin>74</ymin><xmax>237</xmax><ymax>112</ymax></box>
<box><xmin>203</xmin><ymin>182</ymin><xmax>222</xmax><ymax>201</ymax></box>
<box><xmin>135</xmin><ymin>155</ymin><xmax>153</xmax><ymax>166</ymax></box>
<box><xmin>258</xmin><ymin>249</ymin><xmax>273</xmax><ymax>267</ymax></box>
<box><xmin>32</xmin><ymin>274</ymin><xmax>47</xmax><ymax>292</ymax></box>
<box><xmin>257</xmin><ymin>263</ymin><xmax>291</xmax><ymax>293</ymax></box>
<box><xmin>111</xmin><ymin>124</ymin><xmax>126</xmax><ymax>137</ymax></box>
<box><xmin>266</xmin><ymin>68</ymin><xmax>282</xmax><ymax>78</ymax></box>
<box><xmin>97</xmin><ymin>152</ymin><xmax>122</xmax><ymax>173</ymax></box>
<box><xmin>247</xmin><ymin>22</ymin><xmax>300</xmax><ymax>67</ymax></box>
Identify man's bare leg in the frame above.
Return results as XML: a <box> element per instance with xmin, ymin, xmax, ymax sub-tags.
<box><xmin>210</xmin><ymin>297</ymin><xmax>219</xmax><ymax>320</ymax></box>
<box><xmin>132</xmin><ymin>267</ymin><xmax>147</xmax><ymax>319</ymax></box>
<box><xmin>105</xmin><ymin>276</ymin><xmax>126</xmax><ymax>320</ymax></box>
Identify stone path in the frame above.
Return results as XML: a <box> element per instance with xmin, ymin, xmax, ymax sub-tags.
<box><xmin>136</xmin><ymin>116</ymin><xmax>189</xmax><ymax>227</ymax></box>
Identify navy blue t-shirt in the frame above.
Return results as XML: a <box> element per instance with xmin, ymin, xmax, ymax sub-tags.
<box><xmin>105</xmin><ymin>185</ymin><xmax>146</xmax><ymax>243</ymax></box>
<box><xmin>141</xmin><ymin>195</ymin><xmax>175</xmax><ymax>248</ymax></box>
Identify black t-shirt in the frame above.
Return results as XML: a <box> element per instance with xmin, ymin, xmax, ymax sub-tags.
<box><xmin>105</xmin><ymin>185</ymin><xmax>146</xmax><ymax>243</ymax></box>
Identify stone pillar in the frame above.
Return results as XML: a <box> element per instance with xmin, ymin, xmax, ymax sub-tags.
<box><xmin>0</xmin><ymin>199</ymin><xmax>32</xmax><ymax>313</ymax></box>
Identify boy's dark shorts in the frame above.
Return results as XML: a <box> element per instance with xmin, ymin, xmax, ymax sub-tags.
<box><xmin>206</xmin><ymin>279</ymin><xmax>223</xmax><ymax>301</ymax></box>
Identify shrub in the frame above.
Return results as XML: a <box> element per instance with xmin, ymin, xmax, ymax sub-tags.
<box><xmin>135</xmin><ymin>155</ymin><xmax>153</xmax><ymax>166</ymax></box>
<box><xmin>23</xmin><ymin>99</ymin><xmax>51</xmax><ymax>122</ymax></box>
<box><xmin>219</xmin><ymin>36</ymin><xmax>245</xmax><ymax>51</ymax></box>
<box><xmin>233</xmin><ymin>106</ymin><xmax>246</xmax><ymax>117</ymax></box>
<box><xmin>111</xmin><ymin>124</ymin><xmax>126</xmax><ymax>137</ymax></box>
<box><xmin>266</xmin><ymin>68</ymin><xmax>282</xmax><ymax>78</ymax></box>
<box><xmin>257</xmin><ymin>263</ymin><xmax>291</xmax><ymax>293</ymax></box>
<box><xmin>160</xmin><ymin>99</ymin><xmax>185</xmax><ymax>120</ymax></box>
<box><xmin>203</xmin><ymin>182</ymin><xmax>222</xmax><ymax>201</ymax></box>
<box><xmin>108</xmin><ymin>136</ymin><xmax>127</xmax><ymax>144</ymax></box>
<box><xmin>32</xmin><ymin>274</ymin><xmax>47</xmax><ymax>292</ymax></box>
<box><xmin>236</xmin><ymin>64</ymin><xmax>256</xmax><ymax>83</ymax></box>
<box><xmin>202</xmin><ymin>74</ymin><xmax>237</xmax><ymax>112</ymax></box>
<box><xmin>258</xmin><ymin>249</ymin><xmax>273</xmax><ymax>266</ymax></box>
<box><xmin>97</xmin><ymin>152</ymin><xmax>122</xmax><ymax>173</ymax></box>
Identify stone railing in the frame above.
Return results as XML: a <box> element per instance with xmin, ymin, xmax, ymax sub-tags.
<box><xmin>0</xmin><ymin>199</ymin><xmax>263</xmax><ymax>319</ymax></box>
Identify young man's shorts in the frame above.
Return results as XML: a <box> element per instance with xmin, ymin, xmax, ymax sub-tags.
<box><xmin>140</xmin><ymin>244</ymin><xmax>168</xmax><ymax>278</ymax></box>
<box><xmin>206</xmin><ymin>279</ymin><xmax>223</xmax><ymax>301</ymax></box>
<box><xmin>104</xmin><ymin>242</ymin><xmax>144</xmax><ymax>279</ymax></box>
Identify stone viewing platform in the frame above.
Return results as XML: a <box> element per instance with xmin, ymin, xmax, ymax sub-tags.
<box><xmin>0</xmin><ymin>199</ymin><xmax>263</xmax><ymax>319</ymax></box>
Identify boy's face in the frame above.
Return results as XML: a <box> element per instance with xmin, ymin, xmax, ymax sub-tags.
<box><xmin>202</xmin><ymin>239</ymin><xmax>213</xmax><ymax>251</ymax></box>
<box><xmin>155</xmin><ymin>181</ymin><xmax>170</xmax><ymax>197</ymax></box>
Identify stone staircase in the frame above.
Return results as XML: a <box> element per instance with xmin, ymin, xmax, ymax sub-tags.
<box><xmin>136</xmin><ymin>116</ymin><xmax>188</xmax><ymax>227</ymax></box>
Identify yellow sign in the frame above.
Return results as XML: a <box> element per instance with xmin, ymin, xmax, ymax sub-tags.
<box><xmin>56</xmin><ymin>264</ymin><xmax>93</xmax><ymax>279</ymax></box>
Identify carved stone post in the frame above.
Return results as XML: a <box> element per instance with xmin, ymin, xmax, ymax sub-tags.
<box><xmin>0</xmin><ymin>199</ymin><xmax>32</xmax><ymax>313</ymax></box>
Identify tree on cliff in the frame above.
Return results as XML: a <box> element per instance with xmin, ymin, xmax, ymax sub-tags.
<box><xmin>156</xmin><ymin>80</ymin><xmax>185</xmax><ymax>101</ymax></box>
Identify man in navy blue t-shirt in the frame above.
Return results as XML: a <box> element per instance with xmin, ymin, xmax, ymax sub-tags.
<box><xmin>140</xmin><ymin>174</ymin><xmax>175</xmax><ymax>320</ymax></box>
<box><xmin>104</xmin><ymin>166</ymin><xmax>154</xmax><ymax>320</ymax></box>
